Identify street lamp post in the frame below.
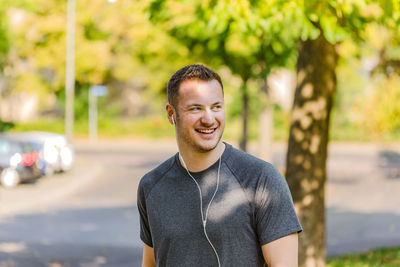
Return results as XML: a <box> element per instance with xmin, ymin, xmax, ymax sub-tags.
<box><xmin>65</xmin><ymin>0</ymin><xmax>75</xmax><ymax>142</ymax></box>
<box><xmin>89</xmin><ymin>85</ymin><xmax>108</xmax><ymax>141</ymax></box>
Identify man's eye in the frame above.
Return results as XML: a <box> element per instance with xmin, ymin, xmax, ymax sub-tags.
<box><xmin>212</xmin><ymin>105</ymin><xmax>222</xmax><ymax>110</ymax></box>
<box><xmin>189</xmin><ymin>107</ymin><xmax>201</xmax><ymax>111</ymax></box>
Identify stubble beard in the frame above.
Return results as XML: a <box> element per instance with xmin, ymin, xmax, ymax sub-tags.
<box><xmin>177</xmin><ymin>123</ymin><xmax>224</xmax><ymax>154</ymax></box>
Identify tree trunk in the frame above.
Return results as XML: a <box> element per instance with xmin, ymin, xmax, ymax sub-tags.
<box><xmin>239</xmin><ymin>80</ymin><xmax>249</xmax><ymax>151</ymax></box>
<box><xmin>259</xmin><ymin>107</ymin><xmax>273</xmax><ymax>162</ymax></box>
<box><xmin>259</xmin><ymin>76</ymin><xmax>273</xmax><ymax>162</ymax></box>
<box><xmin>285</xmin><ymin>33</ymin><xmax>338</xmax><ymax>267</ymax></box>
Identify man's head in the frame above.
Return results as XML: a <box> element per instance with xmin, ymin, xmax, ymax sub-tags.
<box><xmin>167</xmin><ymin>64</ymin><xmax>223</xmax><ymax>109</ymax></box>
<box><xmin>166</xmin><ymin>64</ymin><xmax>225</xmax><ymax>154</ymax></box>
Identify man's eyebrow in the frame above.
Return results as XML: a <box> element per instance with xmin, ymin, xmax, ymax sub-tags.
<box><xmin>183</xmin><ymin>101</ymin><xmax>224</xmax><ymax>108</ymax></box>
<box><xmin>183</xmin><ymin>103</ymin><xmax>202</xmax><ymax>108</ymax></box>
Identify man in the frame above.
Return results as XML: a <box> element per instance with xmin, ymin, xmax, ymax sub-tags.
<box><xmin>137</xmin><ymin>64</ymin><xmax>302</xmax><ymax>267</ymax></box>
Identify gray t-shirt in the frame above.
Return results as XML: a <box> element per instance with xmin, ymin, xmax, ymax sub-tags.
<box><xmin>137</xmin><ymin>143</ymin><xmax>302</xmax><ymax>266</ymax></box>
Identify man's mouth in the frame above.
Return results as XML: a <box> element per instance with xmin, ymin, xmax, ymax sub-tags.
<box><xmin>195</xmin><ymin>128</ymin><xmax>216</xmax><ymax>134</ymax></box>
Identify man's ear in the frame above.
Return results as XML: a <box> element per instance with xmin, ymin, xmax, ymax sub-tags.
<box><xmin>166</xmin><ymin>103</ymin><xmax>175</xmax><ymax>125</ymax></box>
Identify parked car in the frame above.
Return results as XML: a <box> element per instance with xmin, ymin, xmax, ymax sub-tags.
<box><xmin>6</xmin><ymin>131</ymin><xmax>75</xmax><ymax>175</ymax></box>
<box><xmin>0</xmin><ymin>135</ymin><xmax>42</xmax><ymax>188</ymax></box>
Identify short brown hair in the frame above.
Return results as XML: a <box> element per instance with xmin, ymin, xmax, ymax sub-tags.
<box><xmin>167</xmin><ymin>64</ymin><xmax>223</xmax><ymax>107</ymax></box>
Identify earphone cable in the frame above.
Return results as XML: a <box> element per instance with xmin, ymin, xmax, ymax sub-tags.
<box><xmin>179</xmin><ymin>154</ymin><xmax>222</xmax><ymax>267</ymax></box>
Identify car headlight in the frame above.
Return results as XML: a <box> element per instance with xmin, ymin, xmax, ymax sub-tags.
<box><xmin>60</xmin><ymin>147</ymin><xmax>74</xmax><ymax>168</ymax></box>
<box><xmin>43</xmin><ymin>141</ymin><xmax>58</xmax><ymax>164</ymax></box>
<box><xmin>9</xmin><ymin>153</ymin><xmax>22</xmax><ymax>167</ymax></box>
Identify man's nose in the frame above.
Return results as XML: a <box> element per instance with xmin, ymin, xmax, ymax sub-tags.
<box><xmin>200</xmin><ymin>108</ymin><xmax>214</xmax><ymax>125</ymax></box>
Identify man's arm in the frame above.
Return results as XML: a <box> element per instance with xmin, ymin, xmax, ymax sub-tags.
<box><xmin>142</xmin><ymin>243</ymin><xmax>156</xmax><ymax>267</ymax></box>
<box><xmin>262</xmin><ymin>233</ymin><xmax>298</xmax><ymax>267</ymax></box>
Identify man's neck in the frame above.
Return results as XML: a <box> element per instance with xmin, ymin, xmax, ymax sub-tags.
<box><xmin>178</xmin><ymin>142</ymin><xmax>225</xmax><ymax>172</ymax></box>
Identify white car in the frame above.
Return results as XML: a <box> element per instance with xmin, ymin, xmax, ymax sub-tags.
<box><xmin>8</xmin><ymin>131</ymin><xmax>75</xmax><ymax>174</ymax></box>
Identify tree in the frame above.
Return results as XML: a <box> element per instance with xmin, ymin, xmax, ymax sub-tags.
<box><xmin>150</xmin><ymin>0</ymin><xmax>399</xmax><ymax>266</ymax></box>
<box><xmin>286</xmin><ymin>30</ymin><xmax>338</xmax><ymax>267</ymax></box>
<box><xmin>1</xmin><ymin>0</ymin><xmax>189</xmax><ymax>120</ymax></box>
<box><xmin>366</xmin><ymin>21</ymin><xmax>400</xmax><ymax>136</ymax></box>
<box><xmin>285</xmin><ymin>1</ymin><xmax>399</xmax><ymax>266</ymax></box>
<box><xmin>148</xmin><ymin>0</ymin><xmax>301</xmax><ymax>151</ymax></box>
<box><xmin>0</xmin><ymin>3</ymin><xmax>10</xmax><ymax>72</ymax></box>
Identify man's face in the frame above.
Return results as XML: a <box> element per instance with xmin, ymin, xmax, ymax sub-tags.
<box><xmin>173</xmin><ymin>79</ymin><xmax>225</xmax><ymax>153</ymax></box>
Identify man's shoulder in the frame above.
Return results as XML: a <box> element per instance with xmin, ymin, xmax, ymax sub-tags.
<box><xmin>224</xmin><ymin>143</ymin><xmax>282</xmax><ymax>186</ymax></box>
<box><xmin>138</xmin><ymin>154</ymin><xmax>177</xmax><ymax>196</ymax></box>
<box><xmin>225</xmin><ymin>144</ymin><xmax>274</xmax><ymax>173</ymax></box>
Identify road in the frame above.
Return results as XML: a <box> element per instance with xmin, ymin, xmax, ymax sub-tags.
<box><xmin>0</xmin><ymin>140</ymin><xmax>177</xmax><ymax>267</ymax></box>
<box><xmin>0</xmin><ymin>140</ymin><xmax>400</xmax><ymax>266</ymax></box>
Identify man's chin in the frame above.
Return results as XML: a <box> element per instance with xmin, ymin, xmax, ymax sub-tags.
<box><xmin>179</xmin><ymin>128</ymin><xmax>224</xmax><ymax>153</ymax></box>
<box><xmin>195</xmin><ymin>145</ymin><xmax>218</xmax><ymax>153</ymax></box>
<box><xmin>193</xmin><ymin>138</ymin><xmax>223</xmax><ymax>153</ymax></box>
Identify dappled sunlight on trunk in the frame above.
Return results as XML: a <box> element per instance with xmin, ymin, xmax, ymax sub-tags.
<box><xmin>286</xmin><ymin>29</ymin><xmax>338</xmax><ymax>266</ymax></box>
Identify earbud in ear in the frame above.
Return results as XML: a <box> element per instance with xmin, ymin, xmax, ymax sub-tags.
<box><xmin>171</xmin><ymin>116</ymin><xmax>175</xmax><ymax>126</ymax></box>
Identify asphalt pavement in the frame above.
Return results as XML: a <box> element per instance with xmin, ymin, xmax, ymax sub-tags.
<box><xmin>0</xmin><ymin>139</ymin><xmax>399</xmax><ymax>266</ymax></box>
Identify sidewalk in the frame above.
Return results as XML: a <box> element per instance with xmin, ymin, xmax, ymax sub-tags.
<box><xmin>0</xmin><ymin>155</ymin><xmax>102</xmax><ymax>218</ymax></box>
<box><xmin>324</xmin><ymin>143</ymin><xmax>400</xmax><ymax>256</ymax></box>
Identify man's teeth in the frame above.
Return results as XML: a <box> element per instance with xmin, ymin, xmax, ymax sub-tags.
<box><xmin>197</xmin><ymin>129</ymin><xmax>214</xmax><ymax>134</ymax></box>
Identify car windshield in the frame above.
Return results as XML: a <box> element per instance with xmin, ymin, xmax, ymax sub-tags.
<box><xmin>0</xmin><ymin>140</ymin><xmax>12</xmax><ymax>155</ymax></box>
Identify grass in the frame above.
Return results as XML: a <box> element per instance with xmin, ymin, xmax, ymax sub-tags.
<box><xmin>10</xmin><ymin>118</ymin><xmax>66</xmax><ymax>134</ymax></box>
<box><xmin>8</xmin><ymin>116</ymin><xmax>176</xmax><ymax>139</ymax></box>
<box><xmin>7</xmin><ymin>115</ymin><xmax>288</xmax><ymax>142</ymax></box>
<box><xmin>5</xmin><ymin>109</ymin><xmax>400</xmax><ymax>143</ymax></box>
<box><xmin>327</xmin><ymin>246</ymin><xmax>400</xmax><ymax>267</ymax></box>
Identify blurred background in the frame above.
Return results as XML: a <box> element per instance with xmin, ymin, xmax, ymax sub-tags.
<box><xmin>0</xmin><ymin>0</ymin><xmax>399</xmax><ymax>266</ymax></box>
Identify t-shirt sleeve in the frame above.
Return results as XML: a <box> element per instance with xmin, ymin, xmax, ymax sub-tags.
<box><xmin>137</xmin><ymin>179</ymin><xmax>153</xmax><ymax>247</ymax></box>
<box><xmin>254</xmin><ymin>164</ymin><xmax>302</xmax><ymax>245</ymax></box>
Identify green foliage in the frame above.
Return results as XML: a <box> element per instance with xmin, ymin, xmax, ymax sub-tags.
<box><xmin>7</xmin><ymin>108</ymin><xmax>400</xmax><ymax>142</ymax></box>
<box><xmin>9</xmin><ymin>116</ymin><xmax>176</xmax><ymax>139</ymax></box>
<box><xmin>0</xmin><ymin>119</ymin><xmax>14</xmax><ymax>132</ymax></box>
<box><xmin>0</xmin><ymin>2</ymin><xmax>11</xmax><ymax>71</ymax></box>
<box><xmin>330</xmin><ymin>63</ymin><xmax>400</xmax><ymax>142</ymax></box>
<box><xmin>10</xmin><ymin>118</ymin><xmax>64</xmax><ymax>134</ymax></box>
<box><xmin>1</xmin><ymin>0</ymin><xmax>190</xmax><ymax>119</ymax></box>
<box><xmin>148</xmin><ymin>0</ymin><xmax>399</xmax><ymax>115</ymax></box>
<box><xmin>227</xmin><ymin>81</ymin><xmax>262</xmax><ymax>121</ymax></box>
<box><xmin>149</xmin><ymin>0</ymin><xmax>301</xmax><ymax>79</ymax></box>
<box><xmin>301</xmin><ymin>0</ymin><xmax>396</xmax><ymax>45</ymax></box>
<box><xmin>55</xmin><ymin>84</ymin><xmax>90</xmax><ymax>120</ymax></box>
<box><xmin>1</xmin><ymin>0</ymin><xmax>400</xmax><ymax>144</ymax></box>
<box><xmin>364</xmin><ymin>75</ymin><xmax>400</xmax><ymax>134</ymax></box>
<box><xmin>327</xmin><ymin>246</ymin><xmax>400</xmax><ymax>267</ymax></box>
<box><xmin>148</xmin><ymin>0</ymin><xmax>306</xmax><ymax>148</ymax></box>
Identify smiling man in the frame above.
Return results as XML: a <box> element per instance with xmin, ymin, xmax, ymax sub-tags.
<box><xmin>137</xmin><ymin>64</ymin><xmax>302</xmax><ymax>267</ymax></box>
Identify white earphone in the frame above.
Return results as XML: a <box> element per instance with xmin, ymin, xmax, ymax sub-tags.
<box><xmin>172</xmin><ymin>112</ymin><xmax>221</xmax><ymax>266</ymax></box>
<box><xmin>179</xmin><ymin>154</ymin><xmax>221</xmax><ymax>267</ymax></box>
